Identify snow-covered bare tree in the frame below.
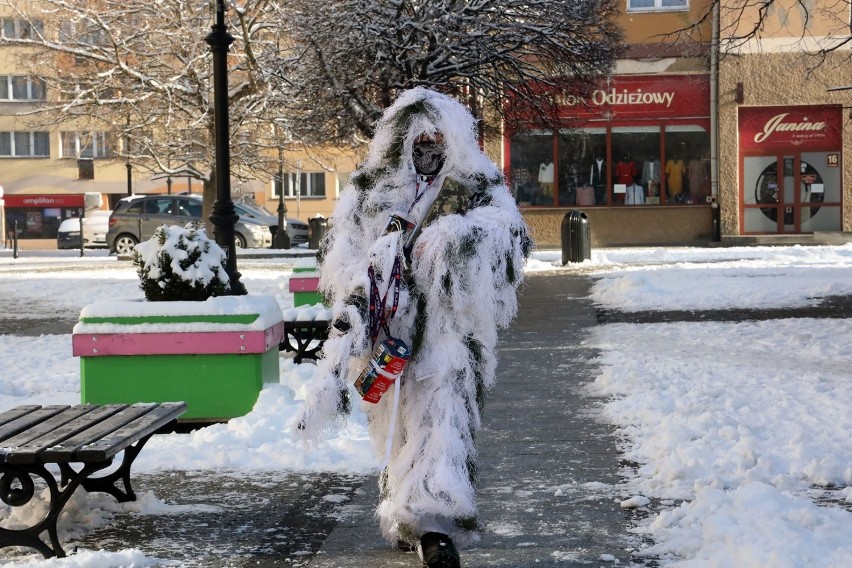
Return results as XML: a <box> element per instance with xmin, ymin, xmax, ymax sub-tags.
<box><xmin>0</xmin><ymin>0</ymin><xmax>286</xmax><ymax>224</ymax></box>
<box><xmin>271</xmin><ymin>0</ymin><xmax>624</xmax><ymax>144</ymax></box>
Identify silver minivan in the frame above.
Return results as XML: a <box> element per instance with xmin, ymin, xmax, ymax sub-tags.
<box><xmin>106</xmin><ymin>195</ymin><xmax>272</xmax><ymax>254</ymax></box>
<box><xmin>233</xmin><ymin>202</ymin><xmax>309</xmax><ymax>246</ymax></box>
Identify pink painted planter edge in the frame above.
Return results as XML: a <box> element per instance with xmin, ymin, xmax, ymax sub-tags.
<box><xmin>73</xmin><ymin>321</ymin><xmax>285</xmax><ymax>357</ymax></box>
<box><xmin>289</xmin><ymin>276</ymin><xmax>320</xmax><ymax>293</ymax></box>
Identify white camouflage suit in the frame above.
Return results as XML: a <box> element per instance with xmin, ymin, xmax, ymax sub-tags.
<box><xmin>294</xmin><ymin>87</ymin><xmax>531</xmax><ymax>547</ymax></box>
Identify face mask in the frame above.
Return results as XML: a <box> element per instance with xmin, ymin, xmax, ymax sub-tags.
<box><xmin>412</xmin><ymin>140</ymin><xmax>446</xmax><ymax>176</ymax></box>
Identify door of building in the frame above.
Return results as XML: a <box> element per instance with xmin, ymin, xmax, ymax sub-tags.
<box><xmin>742</xmin><ymin>151</ymin><xmax>840</xmax><ymax>234</ymax></box>
<box><xmin>739</xmin><ymin>106</ymin><xmax>842</xmax><ymax>235</ymax></box>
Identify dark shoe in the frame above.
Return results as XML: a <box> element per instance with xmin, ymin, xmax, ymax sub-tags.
<box><xmin>397</xmin><ymin>539</ymin><xmax>416</xmax><ymax>552</ymax></box>
<box><xmin>420</xmin><ymin>532</ymin><xmax>460</xmax><ymax>568</ymax></box>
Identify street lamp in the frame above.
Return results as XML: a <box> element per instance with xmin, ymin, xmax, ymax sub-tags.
<box><xmin>273</xmin><ymin>124</ymin><xmax>290</xmax><ymax>249</ymax></box>
<box><xmin>205</xmin><ymin>0</ymin><xmax>246</xmax><ymax>294</ymax></box>
<box><xmin>125</xmin><ymin>115</ymin><xmax>132</xmax><ymax>196</ymax></box>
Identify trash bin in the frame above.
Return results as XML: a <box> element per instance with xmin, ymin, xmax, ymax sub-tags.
<box><xmin>561</xmin><ymin>210</ymin><xmax>591</xmax><ymax>265</ymax></box>
<box><xmin>308</xmin><ymin>215</ymin><xmax>327</xmax><ymax>250</ymax></box>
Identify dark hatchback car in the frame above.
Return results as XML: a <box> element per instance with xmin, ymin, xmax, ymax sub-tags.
<box><xmin>106</xmin><ymin>195</ymin><xmax>271</xmax><ymax>254</ymax></box>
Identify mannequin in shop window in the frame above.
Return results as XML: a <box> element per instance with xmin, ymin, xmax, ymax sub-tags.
<box><xmin>687</xmin><ymin>152</ymin><xmax>707</xmax><ymax>204</ymax></box>
<box><xmin>665</xmin><ymin>154</ymin><xmax>687</xmax><ymax>202</ymax></box>
<box><xmin>589</xmin><ymin>153</ymin><xmax>606</xmax><ymax>205</ymax></box>
<box><xmin>538</xmin><ymin>160</ymin><xmax>554</xmax><ymax>203</ymax></box>
<box><xmin>559</xmin><ymin>162</ymin><xmax>579</xmax><ymax>206</ymax></box>
<box><xmin>512</xmin><ymin>166</ymin><xmax>537</xmax><ymax>206</ymax></box>
<box><xmin>624</xmin><ymin>174</ymin><xmax>645</xmax><ymax>205</ymax></box>
<box><xmin>641</xmin><ymin>156</ymin><xmax>661</xmax><ymax>199</ymax></box>
<box><xmin>615</xmin><ymin>154</ymin><xmax>637</xmax><ymax>186</ymax></box>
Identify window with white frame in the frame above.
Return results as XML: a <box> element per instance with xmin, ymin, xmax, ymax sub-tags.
<box><xmin>0</xmin><ymin>131</ymin><xmax>50</xmax><ymax>157</ymax></box>
<box><xmin>58</xmin><ymin>20</ymin><xmax>106</xmax><ymax>46</ymax></box>
<box><xmin>274</xmin><ymin>172</ymin><xmax>326</xmax><ymax>198</ymax></box>
<box><xmin>60</xmin><ymin>131</ymin><xmax>115</xmax><ymax>159</ymax></box>
<box><xmin>0</xmin><ymin>76</ymin><xmax>46</xmax><ymax>101</ymax></box>
<box><xmin>627</xmin><ymin>0</ymin><xmax>688</xmax><ymax>12</ymax></box>
<box><xmin>1</xmin><ymin>18</ymin><xmax>44</xmax><ymax>40</ymax></box>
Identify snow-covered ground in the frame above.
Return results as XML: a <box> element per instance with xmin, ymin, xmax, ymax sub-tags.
<box><xmin>0</xmin><ymin>244</ymin><xmax>850</xmax><ymax>566</ymax></box>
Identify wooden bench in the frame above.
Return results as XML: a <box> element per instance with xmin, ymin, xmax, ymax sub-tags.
<box><xmin>0</xmin><ymin>402</ymin><xmax>187</xmax><ymax>558</ymax></box>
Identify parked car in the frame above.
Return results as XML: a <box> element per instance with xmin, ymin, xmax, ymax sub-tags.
<box><xmin>106</xmin><ymin>195</ymin><xmax>272</xmax><ymax>254</ymax></box>
<box><xmin>232</xmin><ymin>202</ymin><xmax>309</xmax><ymax>246</ymax></box>
<box><xmin>56</xmin><ymin>210</ymin><xmax>111</xmax><ymax>249</ymax></box>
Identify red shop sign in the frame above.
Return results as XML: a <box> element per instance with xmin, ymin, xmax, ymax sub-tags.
<box><xmin>739</xmin><ymin>105</ymin><xmax>842</xmax><ymax>152</ymax></box>
<box><xmin>3</xmin><ymin>194</ymin><xmax>85</xmax><ymax>208</ymax></box>
<box><xmin>554</xmin><ymin>75</ymin><xmax>711</xmax><ymax>121</ymax></box>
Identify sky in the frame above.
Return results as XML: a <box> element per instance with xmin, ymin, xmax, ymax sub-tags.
<box><xmin>0</xmin><ymin>243</ymin><xmax>851</xmax><ymax>566</ymax></box>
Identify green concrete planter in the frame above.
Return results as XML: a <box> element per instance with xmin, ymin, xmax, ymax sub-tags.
<box><xmin>290</xmin><ymin>267</ymin><xmax>324</xmax><ymax>307</ymax></box>
<box><xmin>73</xmin><ymin>296</ymin><xmax>284</xmax><ymax>422</ymax></box>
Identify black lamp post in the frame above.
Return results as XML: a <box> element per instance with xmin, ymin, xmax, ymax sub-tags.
<box><xmin>273</xmin><ymin>127</ymin><xmax>290</xmax><ymax>249</ymax></box>
<box><xmin>273</xmin><ymin>169</ymin><xmax>291</xmax><ymax>249</ymax></box>
<box><xmin>125</xmin><ymin>116</ymin><xmax>132</xmax><ymax>196</ymax></box>
<box><xmin>205</xmin><ymin>0</ymin><xmax>246</xmax><ymax>294</ymax></box>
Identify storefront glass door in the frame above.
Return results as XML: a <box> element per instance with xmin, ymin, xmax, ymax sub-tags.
<box><xmin>800</xmin><ymin>151</ymin><xmax>841</xmax><ymax>232</ymax></box>
<box><xmin>743</xmin><ymin>155</ymin><xmax>779</xmax><ymax>233</ymax></box>
<box><xmin>743</xmin><ymin>152</ymin><xmax>841</xmax><ymax>234</ymax></box>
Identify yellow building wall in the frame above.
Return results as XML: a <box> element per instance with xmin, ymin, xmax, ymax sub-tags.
<box><xmin>721</xmin><ymin>0</ymin><xmax>847</xmax><ymax>41</ymax></box>
<box><xmin>617</xmin><ymin>0</ymin><xmax>713</xmax><ymax>46</ymax></box>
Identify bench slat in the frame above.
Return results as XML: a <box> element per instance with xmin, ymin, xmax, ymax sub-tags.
<box><xmin>75</xmin><ymin>403</ymin><xmax>187</xmax><ymax>462</ymax></box>
<box><xmin>0</xmin><ymin>405</ymin><xmax>41</xmax><ymax>428</ymax></box>
<box><xmin>3</xmin><ymin>405</ymin><xmax>129</xmax><ymax>465</ymax></box>
<box><xmin>39</xmin><ymin>404</ymin><xmax>159</xmax><ymax>463</ymax></box>
<box><xmin>0</xmin><ymin>406</ymin><xmax>70</xmax><ymax>444</ymax></box>
<box><xmin>0</xmin><ymin>406</ymin><xmax>100</xmax><ymax>463</ymax></box>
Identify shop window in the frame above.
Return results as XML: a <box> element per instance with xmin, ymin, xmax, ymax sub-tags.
<box><xmin>611</xmin><ymin>126</ymin><xmax>660</xmax><ymax>205</ymax></box>
<box><xmin>282</xmin><ymin>172</ymin><xmax>326</xmax><ymax>197</ymax></box>
<box><xmin>509</xmin><ymin>132</ymin><xmax>554</xmax><ymax>206</ymax></box>
<box><xmin>557</xmin><ymin>128</ymin><xmax>606</xmax><ymax>206</ymax></box>
<box><xmin>627</xmin><ymin>0</ymin><xmax>688</xmax><ymax>12</ymax></box>
<box><xmin>664</xmin><ymin>125</ymin><xmax>710</xmax><ymax>205</ymax></box>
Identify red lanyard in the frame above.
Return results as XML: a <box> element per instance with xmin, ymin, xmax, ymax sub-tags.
<box><xmin>367</xmin><ymin>255</ymin><xmax>402</xmax><ymax>345</ymax></box>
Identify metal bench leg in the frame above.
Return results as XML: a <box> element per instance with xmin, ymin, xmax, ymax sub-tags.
<box><xmin>0</xmin><ymin>461</ymin><xmax>110</xmax><ymax>558</ymax></box>
<box><xmin>280</xmin><ymin>324</ymin><xmax>328</xmax><ymax>363</ymax></box>
<box><xmin>60</xmin><ymin>433</ymin><xmax>153</xmax><ymax>503</ymax></box>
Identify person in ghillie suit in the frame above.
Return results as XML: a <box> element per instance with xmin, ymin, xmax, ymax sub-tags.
<box><xmin>293</xmin><ymin>87</ymin><xmax>532</xmax><ymax>568</ymax></box>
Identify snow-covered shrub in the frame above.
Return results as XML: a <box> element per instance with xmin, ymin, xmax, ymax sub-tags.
<box><xmin>132</xmin><ymin>224</ymin><xmax>231</xmax><ymax>301</ymax></box>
